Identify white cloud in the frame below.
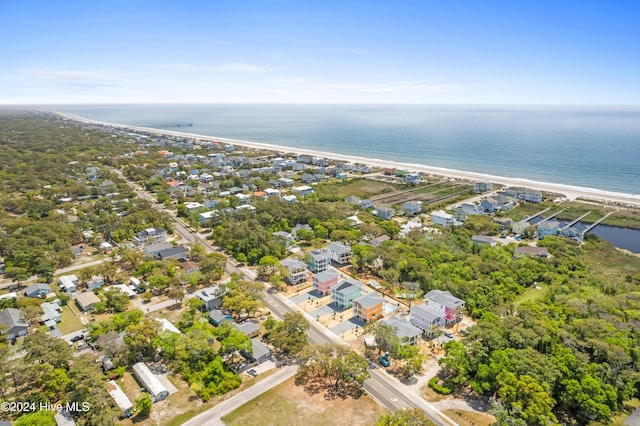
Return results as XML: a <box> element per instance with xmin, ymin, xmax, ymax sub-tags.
<box><xmin>23</xmin><ymin>69</ymin><xmax>118</xmax><ymax>81</ymax></box>
<box><xmin>148</xmin><ymin>63</ymin><xmax>272</xmax><ymax>73</ymax></box>
<box><xmin>316</xmin><ymin>81</ymin><xmax>462</xmax><ymax>93</ymax></box>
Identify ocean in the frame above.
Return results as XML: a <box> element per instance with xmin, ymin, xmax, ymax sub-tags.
<box><xmin>53</xmin><ymin>104</ymin><xmax>640</xmax><ymax>196</ymax></box>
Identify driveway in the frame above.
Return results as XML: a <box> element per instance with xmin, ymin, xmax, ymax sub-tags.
<box><xmin>330</xmin><ymin>317</ymin><xmax>363</xmax><ymax>335</ymax></box>
<box><xmin>290</xmin><ymin>290</ymin><xmax>324</xmax><ymax>305</ymax></box>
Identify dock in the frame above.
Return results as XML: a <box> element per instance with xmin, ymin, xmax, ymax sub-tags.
<box><xmin>583</xmin><ymin>210</ymin><xmax>616</xmax><ymax>235</ymax></box>
<box><xmin>559</xmin><ymin>211</ymin><xmax>591</xmax><ymax>231</ymax></box>
<box><xmin>525</xmin><ymin>207</ymin><xmax>552</xmax><ymax>222</ymax></box>
<box><xmin>536</xmin><ymin>209</ymin><xmax>564</xmax><ymax>225</ymax></box>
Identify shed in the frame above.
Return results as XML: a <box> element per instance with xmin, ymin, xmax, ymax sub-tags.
<box><xmin>132</xmin><ymin>362</ymin><xmax>169</xmax><ymax>402</ymax></box>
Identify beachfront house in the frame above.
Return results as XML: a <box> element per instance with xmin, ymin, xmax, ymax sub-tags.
<box><xmin>537</xmin><ymin>221</ymin><xmax>560</xmax><ymax>239</ymax></box>
<box><xmin>501</xmin><ymin>187</ymin><xmax>543</xmax><ymax>203</ymax></box>
<box><xmin>312</xmin><ymin>270</ymin><xmax>340</xmax><ymax>295</ymax></box>
<box><xmin>326</xmin><ymin>242</ymin><xmax>353</xmax><ymax>265</ymax></box>
<box><xmin>475</xmin><ymin>181</ymin><xmax>493</xmax><ymax>193</ymax></box>
<box><xmin>280</xmin><ymin>259</ymin><xmax>308</xmax><ymax>285</ymax></box>
<box><xmin>424</xmin><ymin>290</ymin><xmax>465</xmax><ymax>325</ymax></box>
<box><xmin>405</xmin><ymin>173</ymin><xmax>420</xmax><ymax>185</ymax></box>
<box><xmin>410</xmin><ymin>304</ymin><xmax>446</xmax><ymax>337</ymax></box>
<box><xmin>307</xmin><ymin>249</ymin><xmax>331</xmax><ymax>273</ymax></box>
<box><xmin>430</xmin><ymin>210</ymin><xmax>456</xmax><ymax>228</ymax></box>
<box><xmin>352</xmin><ymin>292</ymin><xmax>385</xmax><ymax>322</ymax></box>
<box><xmin>480</xmin><ymin>195</ymin><xmax>514</xmax><ymax>213</ymax></box>
<box><xmin>330</xmin><ymin>279</ymin><xmax>363</xmax><ymax>309</ymax></box>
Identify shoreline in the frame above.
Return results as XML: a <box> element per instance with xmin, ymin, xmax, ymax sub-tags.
<box><xmin>57</xmin><ymin>112</ymin><xmax>640</xmax><ymax>208</ymax></box>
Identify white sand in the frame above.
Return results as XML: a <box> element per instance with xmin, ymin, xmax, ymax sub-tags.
<box><xmin>59</xmin><ymin>112</ymin><xmax>640</xmax><ymax>207</ymax></box>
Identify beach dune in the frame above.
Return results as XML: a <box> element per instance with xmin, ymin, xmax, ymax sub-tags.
<box><xmin>59</xmin><ymin>112</ymin><xmax>640</xmax><ymax>208</ymax></box>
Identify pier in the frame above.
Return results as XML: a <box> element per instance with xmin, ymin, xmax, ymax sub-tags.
<box><xmin>524</xmin><ymin>207</ymin><xmax>552</xmax><ymax>222</ymax></box>
<box><xmin>583</xmin><ymin>210</ymin><xmax>617</xmax><ymax>235</ymax></box>
<box><xmin>559</xmin><ymin>211</ymin><xmax>591</xmax><ymax>231</ymax></box>
<box><xmin>536</xmin><ymin>209</ymin><xmax>565</xmax><ymax>225</ymax></box>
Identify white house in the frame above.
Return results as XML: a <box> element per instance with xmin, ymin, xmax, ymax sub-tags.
<box><xmin>430</xmin><ymin>210</ymin><xmax>456</xmax><ymax>227</ymax></box>
<box><xmin>292</xmin><ymin>185</ymin><xmax>314</xmax><ymax>196</ymax></box>
<box><xmin>132</xmin><ymin>362</ymin><xmax>169</xmax><ymax>402</ymax></box>
<box><xmin>326</xmin><ymin>242</ymin><xmax>353</xmax><ymax>264</ymax></box>
<box><xmin>59</xmin><ymin>274</ymin><xmax>78</xmax><ymax>293</ymax></box>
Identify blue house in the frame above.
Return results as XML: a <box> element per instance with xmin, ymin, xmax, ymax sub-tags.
<box><xmin>537</xmin><ymin>221</ymin><xmax>560</xmax><ymax>239</ymax></box>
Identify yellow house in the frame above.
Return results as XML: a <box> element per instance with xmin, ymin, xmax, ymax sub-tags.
<box><xmin>353</xmin><ymin>292</ymin><xmax>385</xmax><ymax>322</ymax></box>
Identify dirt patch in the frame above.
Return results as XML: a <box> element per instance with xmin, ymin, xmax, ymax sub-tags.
<box><xmin>443</xmin><ymin>409</ymin><xmax>495</xmax><ymax>426</ymax></box>
<box><xmin>223</xmin><ymin>376</ymin><xmax>385</xmax><ymax>426</ymax></box>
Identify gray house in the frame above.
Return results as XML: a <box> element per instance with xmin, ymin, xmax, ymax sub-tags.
<box><xmin>0</xmin><ymin>308</ymin><xmax>28</xmax><ymax>340</ymax></box>
<box><xmin>196</xmin><ymin>286</ymin><xmax>224</xmax><ymax>311</ymax></box>
<box><xmin>24</xmin><ymin>283</ymin><xmax>51</xmax><ymax>298</ymax></box>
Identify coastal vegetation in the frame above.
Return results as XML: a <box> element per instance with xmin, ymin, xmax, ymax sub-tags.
<box><xmin>1</xmin><ymin>112</ymin><xmax>640</xmax><ymax>425</ymax></box>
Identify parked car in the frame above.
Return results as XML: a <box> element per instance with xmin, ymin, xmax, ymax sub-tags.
<box><xmin>443</xmin><ymin>331</ymin><xmax>454</xmax><ymax>338</ymax></box>
<box><xmin>70</xmin><ymin>335</ymin><xmax>84</xmax><ymax>342</ymax></box>
<box><xmin>247</xmin><ymin>369</ymin><xmax>258</xmax><ymax>377</ymax></box>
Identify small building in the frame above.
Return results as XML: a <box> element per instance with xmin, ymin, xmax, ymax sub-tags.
<box><xmin>326</xmin><ymin>242</ymin><xmax>353</xmax><ymax>265</ymax></box>
<box><xmin>199</xmin><ymin>211</ymin><xmax>216</xmax><ymax>223</ymax></box>
<box><xmin>493</xmin><ymin>217</ymin><xmax>513</xmax><ymax>231</ymax></box>
<box><xmin>381</xmin><ymin>316</ymin><xmax>422</xmax><ymax>347</ymax></box>
<box><xmin>59</xmin><ymin>274</ymin><xmax>78</xmax><ymax>293</ymax></box>
<box><xmin>0</xmin><ymin>308</ymin><xmax>28</xmax><ymax>340</ymax></box>
<box><xmin>292</xmin><ymin>185</ymin><xmax>314</xmax><ymax>196</ymax></box>
<box><xmin>196</xmin><ymin>286</ymin><xmax>224</xmax><ymax>311</ymax></box>
<box><xmin>330</xmin><ymin>279</ymin><xmax>363</xmax><ymax>309</ymax></box>
<box><xmin>272</xmin><ymin>231</ymin><xmax>295</xmax><ymax>248</ymax></box>
<box><xmin>410</xmin><ymin>304</ymin><xmax>446</xmax><ymax>337</ymax></box>
<box><xmin>347</xmin><ymin>215</ymin><xmax>363</xmax><ymax>227</ymax></box>
<box><xmin>132</xmin><ymin>362</ymin><xmax>169</xmax><ymax>402</ymax></box>
<box><xmin>75</xmin><ymin>292</ymin><xmax>101</xmax><ymax>312</ymax></box>
<box><xmin>537</xmin><ymin>221</ymin><xmax>560</xmax><ymax>239</ymax></box>
<box><xmin>282</xmin><ymin>195</ymin><xmax>298</xmax><ymax>203</ymax></box>
<box><xmin>471</xmin><ymin>235</ymin><xmax>496</xmax><ymax>246</ymax></box>
<box><xmin>352</xmin><ymin>292</ymin><xmax>385</xmax><ymax>322</ymax></box>
<box><xmin>111</xmin><ymin>284</ymin><xmax>136</xmax><ymax>299</ymax></box>
<box><xmin>208</xmin><ymin>310</ymin><xmax>231</xmax><ymax>326</ymax></box>
<box><xmin>307</xmin><ymin>249</ymin><xmax>331</xmax><ymax>273</ymax></box>
<box><xmin>24</xmin><ymin>283</ymin><xmax>51</xmax><ymax>298</ymax></box>
<box><xmin>129</xmin><ymin>277</ymin><xmax>143</xmax><ymax>292</ymax></box>
<box><xmin>280</xmin><ymin>259</ymin><xmax>308</xmax><ymax>285</ymax></box>
<box><xmin>106</xmin><ymin>380</ymin><xmax>134</xmax><ymax>417</ymax></box>
<box><xmin>234</xmin><ymin>321</ymin><xmax>260</xmax><ymax>338</ymax></box>
<box><xmin>430</xmin><ymin>210</ymin><xmax>455</xmax><ymax>228</ymax></box>
<box><xmin>41</xmin><ymin>301</ymin><xmax>62</xmax><ymax>323</ymax></box>
<box><xmin>312</xmin><ymin>270</ymin><xmax>340</xmax><ymax>295</ymax></box>
<box><xmin>87</xmin><ymin>275</ymin><xmax>104</xmax><ymax>291</ymax></box>
<box><xmin>251</xmin><ymin>338</ymin><xmax>272</xmax><ymax>364</ymax></box>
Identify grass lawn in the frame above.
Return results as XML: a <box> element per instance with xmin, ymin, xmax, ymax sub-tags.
<box><xmin>57</xmin><ymin>305</ymin><xmax>85</xmax><ymax>334</ymax></box>
<box><xmin>333</xmin><ymin>179</ymin><xmax>398</xmax><ymax>198</ymax></box>
<box><xmin>513</xmin><ymin>284</ymin><xmax>549</xmax><ymax>306</ymax></box>
<box><xmin>222</xmin><ymin>377</ymin><xmax>385</xmax><ymax>426</ymax></box>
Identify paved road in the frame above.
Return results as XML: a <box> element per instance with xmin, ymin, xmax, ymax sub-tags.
<box><xmin>181</xmin><ymin>366</ymin><xmax>298</xmax><ymax>426</ymax></box>
<box><xmin>113</xmin><ymin>168</ymin><xmax>456</xmax><ymax>426</ymax></box>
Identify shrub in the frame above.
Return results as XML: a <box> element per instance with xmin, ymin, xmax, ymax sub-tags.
<box><xmin>428</xmin><ymin>377</ymin><xmax>452</xmax><ymax>395</ymax></box>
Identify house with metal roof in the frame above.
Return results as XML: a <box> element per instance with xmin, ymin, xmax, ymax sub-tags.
<box><xmin>424</xmin><ymin>290</ymin><xmax>465</xmax><ymax>325</ymax></box>
<box><xmin>132</xmin><ymin>362</ymin><xmax>169</xmax><ymax>402</ymax></box>
<box><xmin>381</xmin><ymin>316</ymin><xmax>422</xmax><ymax>347</ymax></box>
<box><xmin>410</xmin><ymin>304</ymin><xmax>446</xmax><ymax>337</ymax></box>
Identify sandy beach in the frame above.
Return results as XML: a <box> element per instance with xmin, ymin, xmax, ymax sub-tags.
<box><xmin>59</xmin><ymin>112</ymin><xmax>640</xmax><ymax>208</ymax></box>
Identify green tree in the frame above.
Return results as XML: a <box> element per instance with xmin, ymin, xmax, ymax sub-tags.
<box><xmin>268</xmin><ymin>312</ymin><xmax>309</xmax><ymax>355</ymax></box>
<box><xmin>375</xmin><ymin>408</ymin><xmax>435</xmax><ymax>426</ymax></box>
<box><xmin>136</xmin><ymin>393</ymin><xmax>153</xmax><ymax>417</ymax></box>
<box><xmin>104</xmin><ymin>286</ymin><xmax>131</xmax><ymax>312</ymax></box>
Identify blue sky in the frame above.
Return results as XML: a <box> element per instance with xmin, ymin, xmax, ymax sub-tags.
<box><xmin>1</xmin><ymin>1</ymin><xmax>639</xmax><ymax>104</ymax></box>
